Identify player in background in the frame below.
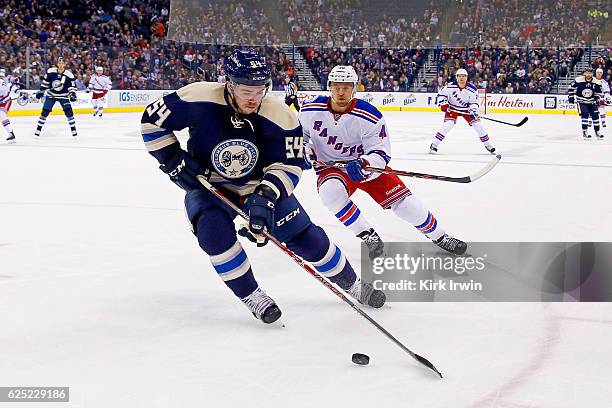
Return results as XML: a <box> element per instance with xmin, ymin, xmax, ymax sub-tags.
<box><xmin>298</xmin><ymin>65</ymin><xmax>467</xmax><ymax>260</ymax></box>
<box><xmin>0</xmin><ymin>75</ymin><xmax>24</xmax><ymax>143</ymax></box>
<box><xmin>429</xmin><ymin>69</ymin><xmax>496</xmax><ymax>155</ymax></box>
<box><xmin>594</xmin><ymin>68</ymin><xmax>610</xmax><ymax>128</ymax></box>
<box><xmin>568</xmin><ymin>67</ymin><xmax>603</xmax><ymax>139</ymax></box>
<box><xmin>34</xmin><ymin>57</ymin><xmax>78</xmax><ymax>137</ymax></box>
<box><xmin>140</xmin><ymin>50</ymin><xmax>385</xmax><ymax>325</ymax></box>
<box><xmin>283</xmin><ymin>76</ymin><xmax>300</xmax><ymax>111</ymax></box>
<box><xmin>87</xmin><ymin>66</ymin><xmax>111</xmax><ymax>118</ymax></box>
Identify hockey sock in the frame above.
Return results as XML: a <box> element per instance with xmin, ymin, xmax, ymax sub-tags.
<box><xmin>431</xmin><ymin>120</ymin><xmax>454</xmax><ymax>148</ymax></box>
<box><xmin>472</xmin><ymin>120</ymin><xmax>493</xmax><ymax>149</ymax></box>
<box><xmin>287</xmin><ymin>224</ymin><xmax>357</xmax><ymax>290</ymax></box>
<box><xmin>391</xmin><ymin>195</ymin><xmax>445</xmax><ymax>241</ymax></box>
<box><xmin>67</xmin><ymin>116</ymin><xmax>77</xmax><ymax>136</ymax></box>
<box><xmin>318</xmin><ymin>178</ymin><xmax>372</xmax><ymax>235</ymax></box>
<box><xmin>195</xmin><ymin>209</ymin><xmax>259</xmax><ymax>299</ymax></box>
<box><xmin>35</xmin><ymin>115</ymin><xmax>48</xmax><ymax>136</ymax></box>
<box><xmin>0</xmin><ymin>110</ymin><xmax>12</xmax><ymax>134</ymax></box>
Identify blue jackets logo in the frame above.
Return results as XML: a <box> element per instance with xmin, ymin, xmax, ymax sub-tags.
<box><xmin>212</xmin><ymin>139</ymin><xmax>259</xmax><ymax>179</ymax></box>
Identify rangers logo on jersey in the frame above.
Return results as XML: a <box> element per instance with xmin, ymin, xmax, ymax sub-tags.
<box><xmin>211</xmin><ymin>139</ymin><xmax>259</xmax><ymax>179</ymax></box>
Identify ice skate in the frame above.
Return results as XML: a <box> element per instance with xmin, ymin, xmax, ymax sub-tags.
<box><xmin>357</xmin><ymin>228</ymin><xmax>385</xmax><ymax>260</ymax></box>
<box><xmin>434</xmin><ymin>234</ymin><xmax>467</xmax><ymax>255</ymax></box>
<box><xmin>241</xmin><ymin>287</ymin><xmax>282</xmax><ymax>324</ymax></box>
<box><xmin>345</xmin><ymin>278</ymin><xmax>386</xmax><ymax>308</ymax></box>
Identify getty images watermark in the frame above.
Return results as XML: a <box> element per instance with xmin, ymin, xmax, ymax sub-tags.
<box><xmin>371</xmin><ymin>252</ymin><xmax>486</xmax><ymax>292</ymax></box>
<box><xmin>361</xmin><ymin>242</ymin><xmax>612</xmax><ymax>302</ymax></box>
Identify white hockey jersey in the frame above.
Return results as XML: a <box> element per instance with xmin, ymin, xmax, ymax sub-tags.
<box><xmin>298</xmin><ymin>96</ymin><xmax>391</xmax><ymax>172</ymax></box>
<box><xmin>88</xmin><ymin>74</ymin><xmax>112</xmax><ymax>93</ymax></box>
<box><xmin>437</xmin><ymin>81</ymin><xmax>479</xmax><ymax>112</ymax></box>
<box><xmin>600</xmin><ymin>78</ymin><xmax>610</xmax><ymax>97</ymax></box>
<box><xmin>0</xmin><ymin>78</ymin><xmax>21</xmax><ymax>105</ymax></box>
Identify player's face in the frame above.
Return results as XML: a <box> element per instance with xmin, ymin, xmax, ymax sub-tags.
<box><xmin>595</xmin><ymin>72</ymin><xmax>602</xmax><ymax>80</ymax></box>
<box><xmin>585</xmin><ymin>71</ymin><xmax>593</xmax><ymax>80</ymax></box>
<box><xmin>230</xmin><ymin>83</ymin><xmax>267</xmax><ymax>114</ymax></box>
<box><xmin>330</xmin><ymin>82</ymin><xmax>354</xmax><ymax>107</ymax></box>
<box><xmin>57</xmin><ymin>61</ymin><xmax>66</xmax><ymax>70</ymax></box>
<box><xmin>456</xmin><ymin>74</ymin><xmax>468</xmax><ymax>86</ymax></box>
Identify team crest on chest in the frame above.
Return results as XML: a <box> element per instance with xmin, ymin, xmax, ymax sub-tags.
<box><xmin>211</xmin><ymin>139</ymin><xmax>259</xmax><ymax>179</ymax></box>
<box><xmin>582</xmin><ymin>88</ymin><xmax>593</xmax><ymax>98</ymax></box>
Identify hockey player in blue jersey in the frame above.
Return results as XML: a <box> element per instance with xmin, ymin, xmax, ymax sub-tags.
<box><xmin>34</xmin><ymin>57</ymin><xmax>78</xmax><ymax>137</ymax></box>
<box><xmin>141</xmin><ymin>49</ymin><xmax>385</xmax><ymax>324</ymax></box>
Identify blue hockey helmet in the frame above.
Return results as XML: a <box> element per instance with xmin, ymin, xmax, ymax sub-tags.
<box><xmin>225</xmin><ymin>49</ymin><xmax>271</xmax><ymax>87</ymax></box>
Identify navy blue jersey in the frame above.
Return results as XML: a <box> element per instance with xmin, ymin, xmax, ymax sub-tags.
<box><xmin>141</xmin><ymin>82</ymin><xmax>306</xmax><ymax>200</ymax></box>
<box><xmin>568</xmin><ymin>76</ymin><xmax>602</xmax><ymax>105</ymax></box>
<box><xmin>40</xmin><ymin>68</ymin><xmax>77</xmax><ymax>98</ymax></box>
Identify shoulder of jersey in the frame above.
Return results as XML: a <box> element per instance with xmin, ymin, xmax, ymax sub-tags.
<box><xmin>592</xmin><ymin>77</ymin><xmax>602</xmax><ymax>85</ymax></box>
<box><xmin>176</xmin><ymin>81</ymin><xmax>226</xmax><ymax>105</ymax></box>
<box><xmin>301</xmin><ymin>95</ymin><xmax>328</xmax><ymax>112</ymax></box>
<box><xmin>351</xmin><ymin>99</ymin><xmax>382</xmax><ymax>124</ymax></box>
<box><xmin>466</xmin><ymin>82</ymin><xmax>478</xmax><ymax>93</ymax></box>
<box><xmin>446</xmin><ymin>82</ymin><xmax>458</xmax><ymax>88</ymax></box>
<box><xmin>575</xmin><ymin>76</ymin><xmax>585</xmax><ymax>83</ymax></box>
<box><xmin>258</xmin><ymin>93</ymin><xmax>299</xmax><ymax>131</ymax></box>
<box><xmin>63</xmin><ymin>70</ymin><xmax>75</xmax><ymax>79</ymax></box>
<box><xmin>47</xmin><ymin>67</ymin><xmax>57</xmax><ymax>74</ymax></box>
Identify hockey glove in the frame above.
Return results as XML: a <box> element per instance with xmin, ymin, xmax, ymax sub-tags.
<box><xmin>244</xmin><ymin>185</ymin><xmax>277</xmax><ymax>236</ymax></box>
<box><xmin>159</xmin><ymin>149</ymin><xmax>209</xmax><ymax>191</ymax></box>
<box><xmin>468</xmin><ymin>104</ymin><xmax>480</xmax><ymax>116</ymax></box>
<box><xmin>440</xmin><ymin>103</ymin><xmax>449</xmax><ymax>112</ymax></box>
<box><xmin>69</xmin><ymin>92</ymin><xmax>77</xmax><ymax>102</ymax></box>
<box><xmin>35</xmin><ymin>90</ymin><xmax>45</xmax><ymax>99</ymax></box>
<box><xmin>346</xmin><ymin>158</ymin><xmax>371</xmax><ymax>182</ymax></box>
<box><xmin>568</xmin><ymin>96</ymin><xmax>575</xmax><ymax>104</ymax></box>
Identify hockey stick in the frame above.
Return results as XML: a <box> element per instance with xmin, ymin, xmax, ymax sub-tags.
<box><xmin>448</xmin><ymin>108</ymin><xmax>528</xmax><ymax>127</ymax></box>
<box><xmin>314</xmin><ymin>154</ymin><xmax>502</xmax><ymax>184</ymax></box>
<box><xmin>196</xmin><ymin>175</ymin><xmax>443</xmax><ymax>378</ymax></box>
<box><xmin>481</xmin><ymin>115</ymin><xmax>528</xmax><ymax>127</ymax></box>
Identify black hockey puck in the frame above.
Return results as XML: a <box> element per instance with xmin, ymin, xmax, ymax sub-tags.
<box><xmin>351</xmin><ymin>353</ymin><xmax>370</xmax><ymax>365</ymax></box>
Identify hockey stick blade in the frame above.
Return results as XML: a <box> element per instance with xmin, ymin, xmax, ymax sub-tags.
<box><xmin>315</xmin><ymin>154</ymin><xmax>501</xmax><ymax>183</ymax></box>
<box><xmin>482</xmin><ymin>116</ymin><xmax>528</xmax><ymax>127</ymax></box>
<box><xmin>196</xmin><ymin>175</ymin><xmax>443</xmax><ymax>378</ymax></box>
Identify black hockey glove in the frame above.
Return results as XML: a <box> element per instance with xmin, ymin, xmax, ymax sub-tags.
<box><xmin>35</xmin><ymin>90</ymin><xmax>45</xmax><ymax>99</ymax></box>
<box><xmin>159</xmin><ymin>150</ymin><xmax>209</xmax><ymax>191</ymax></box>
<box><xmin>69</xmin><ymin>92</ymin><xmax>77</xmax><ymax>102</ymax></box>
<box><xmin>244</xmin><ymin>185</ymin><xmax>277</xmax><ymax>236</ymax></box>
<box><xmin>568</xmin><ymin>96</ymin><xmax>575</xmax><ymax>104</ymax></box>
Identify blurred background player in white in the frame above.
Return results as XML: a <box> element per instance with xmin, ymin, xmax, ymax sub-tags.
<box><xmin>0</xmin><ymin>71</ymin><xmax>23</xmax><ymax>143</ymax></box>
<box><xmin>568</xmin><ymin>67</ymin><xmax>603</xmax><ymax>139</ymax></box>
<box><xmin>299</xmin><ymin>65</ymin><xmax>467</xmax><ymax>259</ymax></box>
<box><xmin>34</xmin><ymin>57</ymin><xmax>78</xmax><ymax>137</ymax></box>
<box><xmin>429</xmin><ymin>69</ymin><xmax>496</xmax><ymax>155</ymax></box>
<box><xmin>594</xmin><ymin>68</ymin><xmax>610</xmax><ymax>128</ymax></box>
<box><xmin>87</xmin><ymin>66</ymin><xmax>111</xmax><ymax>118</ymax></box>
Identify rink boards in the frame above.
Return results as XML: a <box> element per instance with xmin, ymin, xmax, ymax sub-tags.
<box><xmin>7</xmin><ymin>89</ymin><xmax>583</xmax><ymax>116</ymax></box>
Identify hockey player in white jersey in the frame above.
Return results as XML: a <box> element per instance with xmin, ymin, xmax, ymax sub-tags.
<box><xmin>0</xmin><ymin>75</ymin><xmax>24</xmax><ymax>143</ymax></box>
<box><xmin>595</xmin><ymin>68</ymin><xmax>610</xmax><ymax>128</ymax></box>
<box><xmin>87</xmin><ymin>66</ymin><xmax>111</xmax><ymax>117</ymax></box>
<box><xmin>298</xmin><ymin>65</ymin><xmax>467</xmax><ymax>260</ymax></box>
<box><xmin>429</xmin><ymin>69</ymin><xmax>495</xmax><ymax>154</ymax></box>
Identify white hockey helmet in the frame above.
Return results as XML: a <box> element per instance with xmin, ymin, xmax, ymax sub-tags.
<box><xmin>95</xmin><ymin>66</ymin><xmax>104</xmax><ymax>73</ymax></box>
<box><xmin>0</xmin><ymin>68</ymin><xmax>5</xmax><ymax>78</ymax></box>
<box><xmin>596</xmin><ymin>68</ymin><xmax>603</xmax><ymax>76</ymax></box>
<box><xmin>455</xmin><ymin>68</ymin><xmax>468</xmax><ymax>78</ymax></box>
<box><xmin>327</xmin><ymin>65</ymin><xmax>358</xmax><ymax>90</ymax></box>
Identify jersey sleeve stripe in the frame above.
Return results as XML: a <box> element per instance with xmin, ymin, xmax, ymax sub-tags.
<box><xmin>348</xmin><ymin>112</ymin><xmax>377</xmax><ymax>124</ymax></box>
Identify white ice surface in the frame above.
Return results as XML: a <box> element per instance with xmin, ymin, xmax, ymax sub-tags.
<box><xmin>1</xmin><ymin>111</ymin><xmax>612</xmax><ymax>407</ymax></box>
